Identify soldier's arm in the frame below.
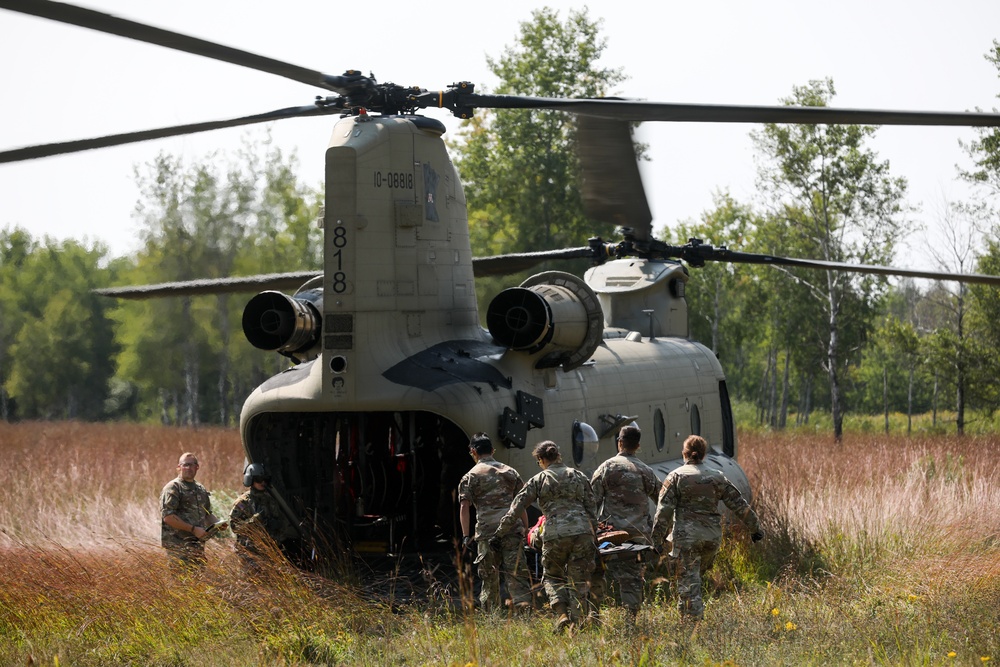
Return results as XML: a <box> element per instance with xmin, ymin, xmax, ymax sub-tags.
<box><xmin>512</xmin><ymin>473</ymin><xmax>529</xmax><ymax>532</ymax></box>
<box><xmin>496</xmin><ymin>479</ymin><xmax>537</xmax><ymax>537</ymax></box>
<box><xmin>459</xmin><ymin>499</ymin><xmax>472</xmax><ymax>539</ymax></box>
<box><xmin>457</xmin><ymin>474</ymin><xmax>473</xmax><ymax>539</ymax></box>
<box><xmin>643</xmin><ymin>467</ymin><xmax>660</xmax><ymax>503</ymax></box>
<box><xmin>229</xmin><ymin>498</ymin><xmax>249</xmax><ymax>531</ymax></box>
<box><xmin>720</xmin><ymin>479</ymin><xmax>761</xmax><ymax>534</ymax></box>
<box><xmin>650</xmin><ymin>474</ymin><xmax>677</xmax><ymax>546</ymax></box>
<box><xmin>581</xmin><ymin>474</ymin><xmax>599</xmax><ymax>527</ymax></box>
<box><xmin>161</xmin><ymin>483</ymin><xmax>200</xmax><ymax>535</ymax></box>
<box><xmin>589</xmin><ymin>465</ymin><xmax>606</xmax><ymax>508</ymax></box>
<box><xmin>160</xmin><ymin>483</ymin><xmax>179</xmax><ymax>518</ymax></box>
<box><xmin>163</xmin><ymin>513</ymin><xmax>202</xmax><ymax>536</ymax></box>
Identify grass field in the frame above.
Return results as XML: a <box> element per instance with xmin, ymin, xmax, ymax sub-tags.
<box><xmin>0</xmin><ymin>421</ymin><xmax>997</xmax><ymax>666</ymax></box>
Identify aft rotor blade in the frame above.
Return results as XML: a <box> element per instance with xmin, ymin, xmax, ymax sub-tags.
<box><xmin>96</xmin><ymin>272</ymin><xmax>321</xmax><ymax>299</ymax></box>
<box><xmin>467</xmin><ymin>95</ymin><xmax>1000</xmax><ymax>127</ymax></box>
<box><xmin>577</xmin><ymin>116</ymin><xmax>652</xmax><ymax>240</ymax></box>
<box><xmin>0</xmin><ymin>0</ymin><xmax>357</xmax><ymax>93</ymax></box>
<box><xmin>697</xmin><ymin>249</ymin><xmax>1000</xmax><ymax>285</ymax></box>
<box><xmin>0</xmin><ymin>104</ymin><xmax>339</xmax><ymax>162</ymax></box>
<box><xmin>472</xmin><ymin>248</ymin><xmax>593</xmax><ymax>277</ymax></box>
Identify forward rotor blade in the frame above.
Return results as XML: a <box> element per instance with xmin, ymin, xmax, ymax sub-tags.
<box><xmin>685</xmin><ymin>247</ymin><xmax>1000</xmax><ymax>285</ymax></box>
<box><xmin>96</xmin><ymin>271</ymin><xmax>321</xmax><ymax>299</ymax></box>
<box><xmin>0</xmin><ymin>104</ymin><xmax>339</xmax><ymax>162</ymax></box>
<box><xmin>97</xmin><ymin>249</ymin><xmax>601</xmax><ymax>298</ymax></box>
<box><xmin>472</xmin><ymin>248</ymin><xmax>593</xmax><ymax>277</ymax></box>
<box><xmin>577</xmin><ymin>116</ymin><xmax>652</xmax><ymax>240</ymax></box>
<box><xmin>0</xmin><ymin>0</ymin><xmax>356</xmax><ymax>93</ymax></box>
<box><xmin>467</xmin><ymin>95</ymin><xmax>1000</xmax><ymax>126</ymax></box>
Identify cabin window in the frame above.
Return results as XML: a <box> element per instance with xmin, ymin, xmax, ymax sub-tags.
<box><xmin>653</xmin><ymin>408</ymin><xmax>665</xmax><ymax>452</ymax></box>
<box><xmin>719</xmin><ymin>380</ymin><xmax>735</xmax><ymax>457</ymax></box>
<box><xmin>690</xmin><ymin>403</ymin><xmax>701</xmax><ymax>436</ymax></box>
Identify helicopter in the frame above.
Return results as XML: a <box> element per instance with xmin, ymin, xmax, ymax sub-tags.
<box><xmin>5</xmin><ymin>0</ymin><xmax>1000</xmax><ymax>558</ymax></box>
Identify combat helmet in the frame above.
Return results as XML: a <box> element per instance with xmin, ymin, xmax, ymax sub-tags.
<box><xmin>242</xmin><ymin>462</ymin><xmax>271</xmax><ymax>487</ymax></box>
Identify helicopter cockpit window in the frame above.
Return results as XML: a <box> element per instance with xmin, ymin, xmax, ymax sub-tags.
<box><xmin>690</xmin><ymin>403</ymin><xmax>701</xmax><ymax>436</ymax></box>
<box><xmin>653</xmin><ymin>408</ymin><xmax>665</xmax><ymax>452</ymax></box>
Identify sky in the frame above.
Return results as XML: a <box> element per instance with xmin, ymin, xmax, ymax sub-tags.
<box><xmin>1</xmin><ymin>0</ymin><xmax>1000</xmax><ymax>270</ymax></box>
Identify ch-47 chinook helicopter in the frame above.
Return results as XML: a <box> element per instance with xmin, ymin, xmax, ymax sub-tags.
<box><xmin>6</xmin><ymin>0</ymin><xmax>1000</xmax><ymax>558</ymax></box>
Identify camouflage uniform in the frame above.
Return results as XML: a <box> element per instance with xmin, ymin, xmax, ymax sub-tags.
<box><xmin>497</xmin><ymin>462</ymin><xmax>598</xmax><ymax>621</ymax></box>
<box><xmin>457</xmin><ymin>455</ymin><xmax>531</xmax><ymax>610</ymax></box>
<box><xmin>590</xmin><ymin>453</ymin><xmax>660</xmax><ymax>612</ymax></box>
<box><xmin>229</xmin><ymin>487</ymin><xmax>297</xmax><ymax>566</ymax></box>
<box><xmin>160</xmin><ymin>477</ymin><xmax>214</xmax><ymax>567</ymax></box>
<box><xmin>650</xmin><ymin>461</ymin><xmax>760</xmax><ymax>620</ymax></box>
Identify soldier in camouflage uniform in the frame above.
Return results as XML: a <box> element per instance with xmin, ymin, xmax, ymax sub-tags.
<box><xmin>651</xmin><ymin>435</ymin><xmax>763</xmax><ymax>620</ymax></box>
<box><xmin>590</xmin><ymin>424</ymin><xmax>660</xmax><ymax>619</ymax></box>
<box><xmin>160</xmin><ymin>452</ymin><xmax>220</xmax><ymax>569</ymax></box>
<box><xmin>493</xmin><ymin>441</ymin><xmax>598</xmax><ymax>633</ymax></box>
<box><xmin>230</xmin><ymin>463</ymin><xmax>298</xmax><ymax>570</ymax></box>
<box><xmin>458</xmin><ymin>433</ymin><xmax>531</xmax><ymax>612</ymax></box>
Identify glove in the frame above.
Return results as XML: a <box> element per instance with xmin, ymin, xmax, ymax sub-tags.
<box><xmin>461</xmin><ymin>535</ymin><xmax>473</xmax><ymax>550</ymax></box>
<box><xmin>751</xmin><ymin>531</ymin><xmax>764</xmax><ymax>543</ymax></box>
<box><xmin>488</xmin><ymin>534</ymin><xmax>502</xmax><ymax>551</ymax></box>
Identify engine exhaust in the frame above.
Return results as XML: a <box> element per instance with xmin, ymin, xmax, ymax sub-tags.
<box><xmin>242</xmin><ymin>290</ymin><xmax>321</xmax><ymax>354</ymax></box>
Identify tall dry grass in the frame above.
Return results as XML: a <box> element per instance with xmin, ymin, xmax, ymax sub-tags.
<box><xmin>0</xmin><ymin>422</ymin><xmax>997</xmax><ymax>665</ymax></box>
<box><xmin>0</xmin><ymin>421</ymin><xmax>244</xmax><ymax>547</ymax></box>
<box><xmin>740</xmin><ymin>432</ymin><xmax>1000</xmax><ymax>579</ymax></box>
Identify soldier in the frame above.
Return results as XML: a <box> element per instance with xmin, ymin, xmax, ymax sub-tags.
<box><xmin>590</xmin><ymin>424</ymin><xmax>660</xmax><ymax>621</ymax></box>
<box><xmin>457</xmin><ymin>433</ymin><xmax>531</xmax><ymax>613</ymax></box>
<box><xmin>492</xmin><ymin>440</ymin><xmax>598</xmax><ymax>633</ymax></box>
<box><xmin>229</xmin><ymin>463</ymin><xmax>298</xmax><ymax>570</ymax></box>
<box><xmin>160</xmin><ymin>452</ymin><xmax>220</xmax><ymax>569</ymax></box>
<box><xmin>651</xmin><ymin>435</ymin><xmax>764</xmax><ymax>621</ymax></box>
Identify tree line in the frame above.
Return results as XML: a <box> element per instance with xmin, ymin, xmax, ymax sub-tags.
<box><xmin>0</xmin><ymin>140</ymin><xmax>323</xmax><ymax>425</ymax></box>
<box><xmin>1</xmin><ymin>9</ymin><xmax>999</xmax><ymax>437</ymax></box>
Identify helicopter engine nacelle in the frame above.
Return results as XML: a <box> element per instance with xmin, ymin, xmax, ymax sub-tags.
<box><xmin>486</xmin><ymin>271</ymin><xmax>603</xmax><ymax>370</ymax></box>
<box><xmin>242</xmin><ymin>287</ymin><xmax>323</xmax><ymax>361</ymax></box>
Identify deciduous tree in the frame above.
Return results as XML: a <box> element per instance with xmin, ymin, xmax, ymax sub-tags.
<box><xmin>112</xmin><ymin>140</ymin><xmax>321</xmax><ymax>425</ymax></box>
<box><xmin>751</xmin><ymin>79</ymin><xmax>909</xmax><ymax>441</ymax></box>
<box><xmin>1</xmin><ymin>233</ymin><xmax>116</xmax><ymax>420</ymax></box>
<box><xmin>453</xmin><ymin>7</ymin><xmax>627</xmax><ymax>309</ymax></box>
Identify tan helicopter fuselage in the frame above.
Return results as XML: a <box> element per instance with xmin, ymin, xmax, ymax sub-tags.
<box><xmin>238</xmin><ymin>114</ymin><xmax>747</xmax><ymax>554</ymax></box>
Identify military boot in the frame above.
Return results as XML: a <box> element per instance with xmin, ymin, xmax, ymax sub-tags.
<box><xmin>551</xmin><ymin>601</ymin><xmax>572</xmax><ymax>634</ymax></box>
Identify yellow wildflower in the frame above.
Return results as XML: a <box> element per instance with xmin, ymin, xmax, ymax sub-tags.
<box><xmin>771</xmin><ymin>608</ymin><xmax>780</xmax><ymax>616</ymax></box>
<box><xmin>948</xmin><ymin>653</ymin><xmax>957</xmax><ymax>659</ymax></box>
<box><xmin>981</xmin><ymin>658</ymin><xmax>990</xmax><ymax>663</ymax></box>
<box><xmin>785</xmin><ymin>621</ymin><xmax>797</xmax><ymax>631</ymax></box>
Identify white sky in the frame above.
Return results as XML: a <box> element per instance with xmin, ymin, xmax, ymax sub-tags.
<box><xmin>1</xmin><ymin>0</ymin><xmax>999</xmax><ymax>268</ymax></box>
